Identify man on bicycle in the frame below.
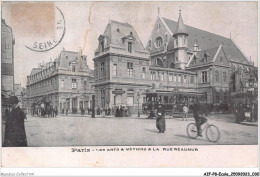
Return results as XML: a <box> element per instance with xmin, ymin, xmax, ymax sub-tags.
<box><xmin>193</xmin><ymin>98</ymin><xmax>208</xmax><ymax>136</ymax></box>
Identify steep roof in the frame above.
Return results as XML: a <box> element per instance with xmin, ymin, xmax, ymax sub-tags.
<box><xmin>190</xmin><ymin>47</ymin><xmax>219</xmax><ymax>67</ymax></box>
<box><xmin>104</xmin><ymin>20</ymin><xmax>146</xmax><ymax>51</ymax></box>
<box><xmin>174</xmin><ymin>11</ymin><xmax>188</xmax><ymax>35</ymax></box>
<box><xmin>58</xmin><ymin>50</ymin><xmax>89</xmax><ymax>71</ymax></box>
<box><xmin>162</xmin><ymin>17</ymin><xmax>250</xmax><ymax>65</ymax></box>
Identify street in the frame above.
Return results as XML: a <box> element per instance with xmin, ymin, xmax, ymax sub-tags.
<box><xmin>23</xmin><ymin>113</ymin><xmax>258</xmax><ymax>146</ymax></box>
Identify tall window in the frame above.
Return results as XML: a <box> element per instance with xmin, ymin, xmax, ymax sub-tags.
<box><xmin>202</xmin><ymin>71</ymin><xmax>208</xmax><ymax>83</ymax></box>
<box><xmin>223</xmin><ymin>71</ymin><xmax>227</xmax><ymax>82</ymax></box>
<box><xmin>183</xmin><ymin>75</ymin><xmax>187</xmax><ymax>83</ymax></box>
<box><xmin>152</xmin><ymin>72</ymin><xmax>156</xmax><ymax>80</ymax></box>
<box><xmin>84</xmin><ymin>81</ymin><xmax>87</xmax><ymax>89</ymax></box>
<box><xmin>127</xmin><ymin>62</ymin><xmax>133</xmax><ymax>78</ymax></box>
<box><xmin>161</xmin><ymin>73</ymin><xmax>164</xmax><ymax>81</ymax></box>
<box><xmin>113</xmin><ymin>64</ymin><xmax>117</xmax><ymax>76</ymax></box>
<box><xmin>183</xmin><ymin>36</ymin><xmax>186</xmax><ymax>44</ymax></box>
<box><xmin>155</xmin><ymin>37</ymin><xmax>163</xmax><ymax>48</ymax></box>
<box><xmin>177</xmin><ymin>74</ymin><xmax>181</xmax><ymax>82</ymax></box>
<box><xmin>61</xmin><ymin>80</ymin><xmax>64</xmax><ymax>89</ymax></box>
<box><xmin>190</xmin><ymin>76</ymin><xmax>195</xmax><ymax>84</ymax></box>
<box><xmin>142</xmin><ymin>67</ymin><xmax>146</xmax><ymax>79</ymax></box>
<box><xmin>173</xmin><ymin>74</ymin><xmax>177</xmax><ymax>82</ymax></box>
<box><xmin>72</xmin><ymin>65</ymin><xmax>76</xmax><ymax>72</ymax></box>
<box><xmin>100</xmin><ymin>62</ymin><xmax>105</xmax><ymax>77</ymax></box>
<box><xmin>72</xmin><ymin>79</ymin><xmax>77</xmax><ymax>89</ymax></box>
<box><xmin>128</xmin><ymin>42</ymin><xmax>132</xmax><ymax>53</ymax></box>
<box><xmin>127</xmin><ymin>90</ymin><xmax>134</xmax><ymax>106</ymax></box>
<box><xmin>215</xmin><ymin>70</ymin><xmax>219</xmax><ymax>82</ymax></box>
<box><xmin>169</xmin><ymin>74</ymin><xmax>173</xmax><ymax>82</ymax></box>
<box><xmin>101</xmin><ymin>90</ymin><xmax>105</xmax><ymax>108</ymax></box>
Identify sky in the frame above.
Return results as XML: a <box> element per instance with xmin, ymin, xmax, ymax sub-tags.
<box><xmin>1</xmin><ymin>1</ymin><xmax>258</xmax><ymax>87</ymax></box>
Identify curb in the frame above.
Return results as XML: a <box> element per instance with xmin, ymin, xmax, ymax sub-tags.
<box><xmin>239</xmin><ymin>122</ymin><xmax>258</xmax><ymax>127</ymax></box>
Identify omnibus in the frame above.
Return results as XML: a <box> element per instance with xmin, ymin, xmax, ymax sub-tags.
<box><xmin>142</xmin><ymin>90</ymin><xmax>206</xmax><ymax>118</ymax></box>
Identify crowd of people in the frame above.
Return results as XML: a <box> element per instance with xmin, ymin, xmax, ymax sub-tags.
<box><xmin>32</xmin><ymin>106</ymin><xmax>58</xmax><ymax>118</ymax></box>
<box><xmin>94</xmin><ymin>105</ymin><xmax>131</xmax><ymax>117</ymax></box>
<box><xmin>234</xmin><ymin>102</ymin><xmax>258</xmax><ymax>123</ymax></box>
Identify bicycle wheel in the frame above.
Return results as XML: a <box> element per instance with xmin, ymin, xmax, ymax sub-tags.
<box><xmin>186</xmin><ymin>123</ymin><xmax>198</xmax><ymax>139</ymax></box>
<box><xmin>206</xmin><ymin>125</ymin><xmax>220</xmax><ymax>142</ymax></box>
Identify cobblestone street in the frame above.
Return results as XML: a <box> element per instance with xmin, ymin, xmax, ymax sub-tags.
<box><xmin>24</xmin><ymin>114</ymin><xmax>258</xmax><ymax>146</ymax></box>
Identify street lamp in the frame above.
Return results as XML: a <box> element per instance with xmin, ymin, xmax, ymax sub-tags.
<box><xmin>137</xmin><ymin>92</ymin><xmax>141</xmax><ymax>117</ymax></box>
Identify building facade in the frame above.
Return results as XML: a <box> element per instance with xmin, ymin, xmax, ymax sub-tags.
<box><xmin>93</xmin><ymin>10</ymin><xmax>256</xmax><ymax>112</ymax></box>
<box><xmin>26</xmin><ymin>49</ymin><xmax>94</xmax><ymax>114</ymax></box>
<box><xmin>1</xmin><ymin>19</ymin><xmax>15</xmax><ymax>108</ymax></box>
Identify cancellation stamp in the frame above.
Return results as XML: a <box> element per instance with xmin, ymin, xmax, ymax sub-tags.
<box><xmin>25</xmin><ymin>6</ymin><xmax>65</xmax><ymax>52</ymax></box>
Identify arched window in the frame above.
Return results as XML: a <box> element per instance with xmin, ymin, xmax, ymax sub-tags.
<box><xmin>170</xmin><ymin>62</ymin><xmax>175</xmax><ymax>68</ymax></box>
<box><xmin>156</xmin><ymin>58</ymin><xmax>163</xmax><ymax>67</ymax></box>
<box><xmin>155</xmin><ymin>37</ymin><xmax>163</xmax><ymax>48</ymax></box>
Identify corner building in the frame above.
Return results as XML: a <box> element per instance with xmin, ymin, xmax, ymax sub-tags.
<box><xmin>93</xmin><ymin>10</ymin><xmax>256</xmax><ymax>112</ymax></box>
<box><xmin>26</xmin><ymin>49</ymin><xmax>94</xmax><ymax>114</ymax></box>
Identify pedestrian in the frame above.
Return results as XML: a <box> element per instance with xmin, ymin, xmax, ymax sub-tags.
<box><xmin>66</xmin><ymin>108</ymin><xmax>68</xmax><ymax>115</ymax></box>
<box><xmin>108</xmin><ymin>107</ymin><xmax>111</xmax><ymax>116</ymax></box>
<box><xmin>120</xmin><ymin>106</ymin><xmax>123</xmax><ymax>117</ymax></box>
<box><xmin>156</xmin><ymin>103</ymin><xmax>166</xmax><ymax>133</ymax></box>
<box><xmin>183</xmin><ymin>104</ymin><xmax>188</xmax><ymax>121</ymax></box>
<box><xmin>4</xmin><ymin>96</ymin><xmax>27</xmax><ymax>147</ymax></box>
<box><xmin>115</xmin><ymin>106</ymin><xmax>120</xmax><ymax>117</ymax></box>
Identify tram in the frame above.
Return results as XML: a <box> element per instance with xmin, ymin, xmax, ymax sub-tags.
<box><xmin>142</xmin><ymin>89</ymin><xmax>206</xmax><ymax>117</ymax></box>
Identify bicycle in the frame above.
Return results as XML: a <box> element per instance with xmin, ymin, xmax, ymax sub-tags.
<box><xmin>186</xmin><ymin>120</ymin><xmax>220</xmax><ymax>142</ymax></box>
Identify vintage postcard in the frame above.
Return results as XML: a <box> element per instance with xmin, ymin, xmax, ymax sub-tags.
<box><xmin>1</xmin><ymin>0</ymin><xmax>258</xmax><ymax>172</ymax></box>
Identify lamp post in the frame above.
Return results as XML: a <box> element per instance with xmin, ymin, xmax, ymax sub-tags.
<box><xmin>137</xmin><ymin>92</ymin><xmax>140</xmax><ymax>117</ymax></box>
<box><xmin>91</xmin><ymin>95</ymin><xmax>95</xmax><ymax>118</ymax></box>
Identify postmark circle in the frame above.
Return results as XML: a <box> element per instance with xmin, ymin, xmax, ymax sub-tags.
<box><xmin>25</xmin><ymin>7</ymin><xmax>65</xmax><ymax>52</ymax></box>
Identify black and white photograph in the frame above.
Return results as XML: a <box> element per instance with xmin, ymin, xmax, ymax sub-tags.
<box><xmin>1</xmin><ymin>1</ymin><xmax>258</xmax><ymax>171</ymax></box>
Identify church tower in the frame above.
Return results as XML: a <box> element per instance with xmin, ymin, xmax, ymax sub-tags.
<box><xmin>173</xmin><ymin>9</ymin><xmax>188</xmax><ymax>70</ymax></box>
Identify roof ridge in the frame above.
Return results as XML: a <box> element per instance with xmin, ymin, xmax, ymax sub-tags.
<box><xmin>201</xmin><ymin>46</ymin><xmax>220</xmax><ymax>51</ymax></box>
<box><xmin>162</xmin><ymin>17</ymin><xmax>231</xmax><ymax>41</ymax></box>
<box><xmin>110</xmin><ymin>20</ymin><xmax>131</xmax><ymax>27</ymax></box>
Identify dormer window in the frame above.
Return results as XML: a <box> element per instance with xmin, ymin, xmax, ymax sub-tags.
<box><xmin>101</xmin><ymin>41</ymin><xmax>104</xmax><ymax>52</ymax></box>
<box><xmin>155</xmin><ymin>36</ymin><xmax>163</xmax><ymax>48</ymax></box>
<box><xmin>117</xmin><ymin>28</ymin><xmax>120</xmax><ymax>32</ymax></box>
<box><xmin>66</xmin><ymin>56</ymin><xmax>68</xmax><ymax>59</ymax></box>
<box><xmin>130</xmin><ymin>32</ymin><xmax>133</xmax><ymax>35</ymax></box>
<box><xmin>128</xmin><ymin>42</ymin><xmax>132</xmax><ymax>53</ymax></box>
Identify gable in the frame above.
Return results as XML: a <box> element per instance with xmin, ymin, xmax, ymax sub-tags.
<box><xmin>162</xmin><ymin>17</ymin><xmax>250</xmax><ymax>65</ymax></box>
<box><xmin>146</xmin><ymin>17</ymin><xmax>173</xmax><ymax>53</ymax></box>
<box><xmin>213</xmin><ymin>48</ymin><xmax>229</xmax><ymax>67</ymax></box>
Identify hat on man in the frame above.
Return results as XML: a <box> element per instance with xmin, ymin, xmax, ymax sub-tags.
<box><xmin>9</xmin><ymin>96</ymin><xmax>19</xmax><ymax>104</ymax></box>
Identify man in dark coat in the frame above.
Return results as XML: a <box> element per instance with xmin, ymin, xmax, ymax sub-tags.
<box><xmin>156</xmin><ymin>103</ymin><xmax>166</xmax><ymax>133</ymax></box>
<box><xmin>193</xmin><ymin>99</ymin><xmax>208</xmax><ymax>136</ymax></box>
<box><xmin>4</xmin><ymin>96</ymin><xmax>27</xmax><ymax>147</ymax></box>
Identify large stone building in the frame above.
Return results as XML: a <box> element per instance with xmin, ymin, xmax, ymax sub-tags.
<box><xmin>1</xmin><ymin>19</ymin><xmax>15</xmax><ymax>108</ymax></box>
<box><xmin>26</xmin><ymin>49</ymin><xmax>94</xmax><ymax>114</ymax></box>
<box><xmin>93</xmin><ymin>10</ymin><xmax>256</xmax><ymax>112</ymax></box>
